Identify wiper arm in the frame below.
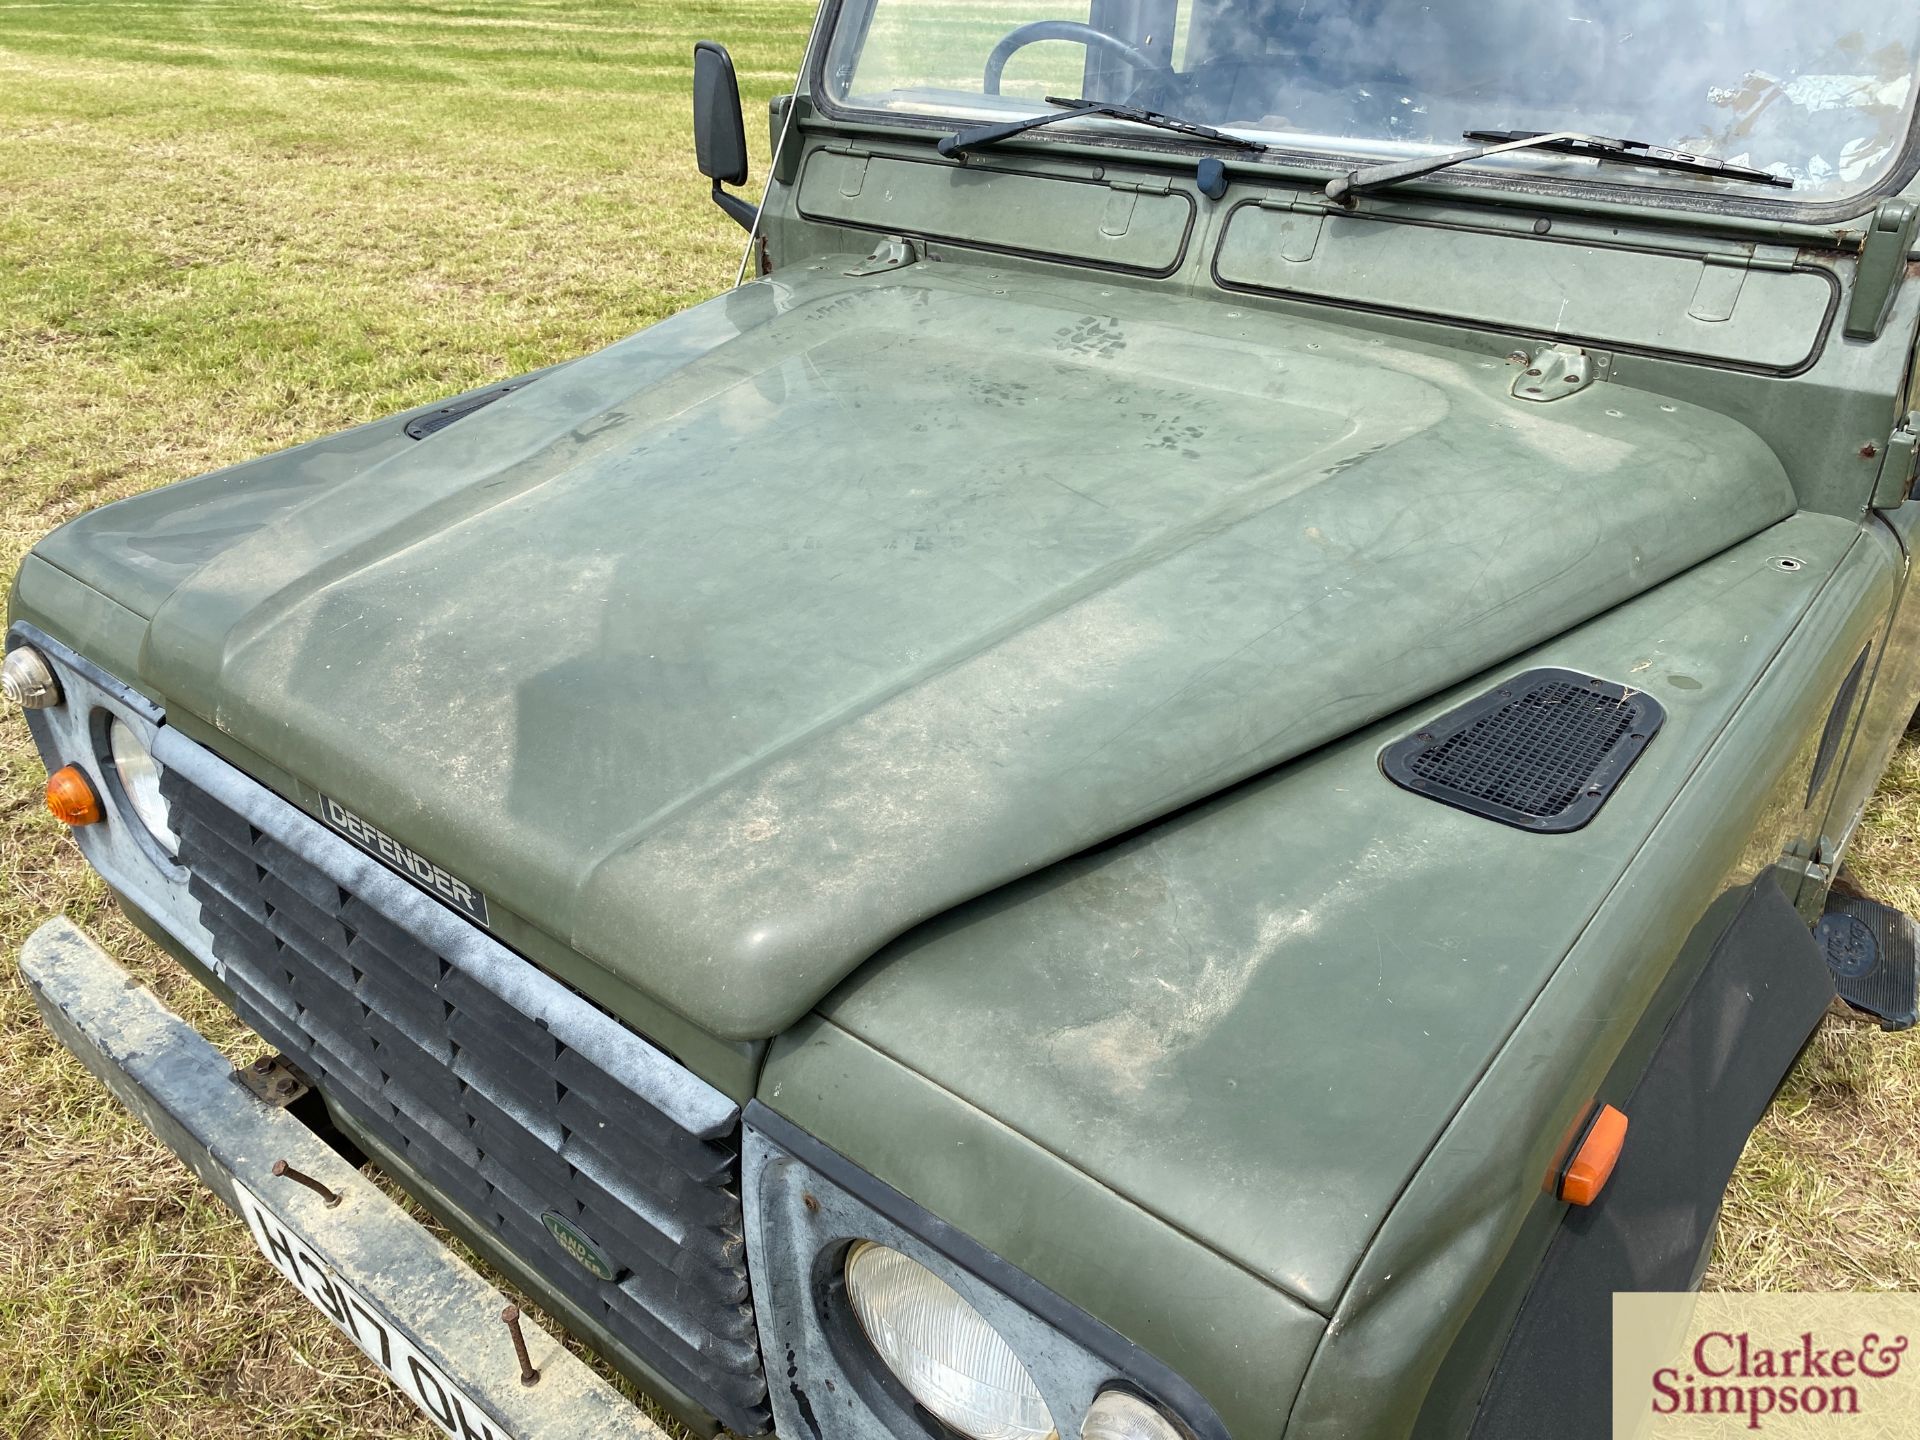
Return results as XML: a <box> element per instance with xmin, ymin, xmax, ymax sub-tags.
<box><xmin>938</xmin><ymin>96</ymin><xmax>1266</xmax><ymax>159</ymax></box>
<box><xmin>1325</xmin><ymin>128</ymin><xmax>1792</xmax><ymax>203</ymax></box>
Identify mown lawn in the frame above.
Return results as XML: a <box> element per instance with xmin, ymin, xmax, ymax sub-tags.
<box><xmin>1</xmin><ymin>3</ymin><xmax>1917</xmax><ymax>1437</ymax></box>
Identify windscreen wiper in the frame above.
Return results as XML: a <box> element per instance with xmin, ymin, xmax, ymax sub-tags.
<box><xmin>1325</xmin><ymin>128</ymin><xmax>1793</xmax><ymax>203</ymax></box>
<box><xmin>938</xmin><ymin>96</ymin><xmax>1266</xmax><ymax>159</ymax></box>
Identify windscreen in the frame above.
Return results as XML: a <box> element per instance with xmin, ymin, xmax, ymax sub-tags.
<box><xmin>823</xmin><ymin>0</ymin><xmax>1920</xmax><ymax>203</ymax></box>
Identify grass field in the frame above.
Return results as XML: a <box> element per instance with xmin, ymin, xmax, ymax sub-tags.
<box><xmin>1</xmin><ymin>3</ymin><xmax>1918</xmax><ymax>1437</ymax></box>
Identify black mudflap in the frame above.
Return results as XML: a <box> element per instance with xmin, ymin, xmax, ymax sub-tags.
<box><xmin>1817</xmin><ymin>892</ymin><xmax>1920</xmax><ymax>1031</ymax></box>
<box><xmin>1467</xmin><ymin>878</ymin><xmax>1837</xmax><ymax>1440</ymax></box>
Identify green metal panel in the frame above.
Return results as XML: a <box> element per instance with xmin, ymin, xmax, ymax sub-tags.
<box><xmin>39</xmin><ymin>262</ymin><xmax>1797</xmax><ymax>1044</ymax></box>
<box><xmin>758</xmin><ymin>1017</ymin><xmax>1326</xmax><ymax>1440</ymax></box>
<box><xmin>798</xmin><ymin>148</ymin><xmax>1197</xmax><ymax>273</ymax></box>
<box><xmin>10</xmin><ymin>555</ymin><xmax>150</xmax><ymax>685</ymax></box>
<box><xmin>1290</xmin><ymin>518</ymin><xmax>1898</xmax><ymax>1438</ymax></box>
<box><xmin>1215</xmin><ymin>204</ymin><xmax>1838</xmax><ymax>372</ymax></box>
<box><xmin>1810</xmin><ymin>501</ymin><xmax>1920</xmax><ymax>872</ymax></box>
<box><xmin>818</xmin><ymin>516</ymin><xmax>1861</xmax><ymax>1324</ymax></box>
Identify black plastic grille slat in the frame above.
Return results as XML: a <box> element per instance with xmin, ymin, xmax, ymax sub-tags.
<box><xmin>1381</xmin><ymin>668</ymin><xmax>1666</xmax><ymax>834</ymax></box>
<box><xmin>160</xmin><ymin>769</ymin><xmax>770</xmax><ymax>1433</ymax></box>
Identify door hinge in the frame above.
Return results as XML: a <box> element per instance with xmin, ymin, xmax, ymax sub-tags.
<box><xmin>822</xmin><ymin>141</ymin><xmax>874</xmax><ymax>199</ymax></box>
<box><xmin>1250</xmin><ymin>189</ymin><xmax>1335</xmax><ymax>262</ymax></box>
<box><xmin>1874</xmin><ymin>410</ymin><xmax>1920</xmax><ymax>510</ymax></box>
<box><xmin>1781</xmin><ymin>843</ymin><xmax>1836</xmax><ymax>923</ymax></box>
<box><xmin>1253</xmin><ymin>190</ymin><xmax>1338</xmax><ymax>215</ymax></box>
<box><xmin>1844</xmin><ymin>197</ymin><xmax>1920</xmax><ymax>341</ymax></box>
<box><xmin>1100</xmin><ymin>176</ymin><xmax>1173</xmax><ymax>239</ymax></box>
<box><xmin>1106</xmin><ymin>175</ymin><xmax>1173</xmax><ymax>195</ymax></box>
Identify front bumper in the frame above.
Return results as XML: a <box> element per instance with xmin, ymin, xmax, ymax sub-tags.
<box><xmin>20</xmin><ymin>916</ymin><xmax>667</xmax><ymax>1440</ymax></box>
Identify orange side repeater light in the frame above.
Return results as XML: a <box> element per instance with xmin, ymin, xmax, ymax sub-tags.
<box><xmin>1558</xmin><ymin>1103</ymin><xmax>1629</xmax><ymax>1206</ymax></box>
<box><xmin>46</xmin><ymin>765</ymin><xmax>103</xmax><ymax>827</ymax></box>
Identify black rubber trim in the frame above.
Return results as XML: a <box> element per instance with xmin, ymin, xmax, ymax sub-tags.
<box><xmin>1382</xmin><ymin>668</ymin><xmax>1666</xmax><ymax>833</ymax></box>
<box><xmin>1468</xmin><ymin>877</ymin><xmax>1838</xmax><ymax>1440</ymax></box>
<box><xmin>745</xmin><ymin>1100</ymin><xmax>1233</xmax><ymax>1440</ymax></box>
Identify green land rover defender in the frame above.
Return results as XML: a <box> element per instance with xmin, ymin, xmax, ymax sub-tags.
<box><xmin>14</xmin><ymin>1</ymin><xmax>1920</xmax><ymax>1437</ymax></box>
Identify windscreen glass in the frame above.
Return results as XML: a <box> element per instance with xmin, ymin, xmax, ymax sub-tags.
<box><xmin>822</xmin><ymin>0</ymin><xmax>1920</xmax><ymax>202</ymax></box>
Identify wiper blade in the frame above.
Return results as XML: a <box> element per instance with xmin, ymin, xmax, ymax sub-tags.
<box><xmin>1462</xmin><ymin>129</ymin><xmax>1795</xmax><ymax>188</ymax></box>
<box><xmin>1325</xmin><ymin>128</ymin><xmax>1793</xmax><ymax>203</ymax></box>
<box><xmin>939</xmin><ymin>96</ymin><xmax>1266</xmax><ymax>159</ymax></box>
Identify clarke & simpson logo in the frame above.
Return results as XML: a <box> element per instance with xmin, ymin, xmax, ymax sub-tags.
<box><xmin>1616</xmin><ymin>1295</ymin><xmax>1920</xmax><ymax>1439</ymax></box>
<box><xmin>1648</xmin><ymin>1330</ymin><xmax>1909</xmax><ymax>1429</ymax></box>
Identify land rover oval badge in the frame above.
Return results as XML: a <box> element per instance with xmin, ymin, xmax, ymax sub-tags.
<box><xmin>541</xmin><ymin>1210</ymin><xmax>616</xmax><ymax>1281</ymax></box>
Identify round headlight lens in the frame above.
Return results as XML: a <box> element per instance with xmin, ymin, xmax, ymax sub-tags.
<box><xmin>844</xmin><ymin>1241</ymin><xmax>1056</xmax><ymax>1440</ymax></box>
<box><xmin>109</xmin><ymin>720</ymin><xmax>177</xmax><ymax>853</ymax></box>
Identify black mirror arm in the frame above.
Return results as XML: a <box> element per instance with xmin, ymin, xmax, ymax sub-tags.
<box><xmin>711</xmin><ymin>180</ymin><xmax>758</xmax><ymax>232</ymax></box>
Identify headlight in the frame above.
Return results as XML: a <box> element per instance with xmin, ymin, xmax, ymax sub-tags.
<box><xmin>109</xmin><ymin>720</ymin><xmax>177</xmax><ymax>852</ymax></box>
<box><xmin>844</xmin><ymin>1241</ymin><xmax>1056</xmax><ymax>1440</ymax></box>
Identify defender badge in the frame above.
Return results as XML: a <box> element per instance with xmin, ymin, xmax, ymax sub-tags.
<box><xmin>318</xmin><ymin>794</ymin><xmax>491</xmax><ymax>927</ymax></box>
<box><xmin>541</xmin><ymin>1210</ymin><xmax>617</xmax><ymax>1281</ymax></box>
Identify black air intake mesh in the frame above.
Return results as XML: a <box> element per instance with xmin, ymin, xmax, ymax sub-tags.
<box><xmin>1382</xmin><ymin>669</ymin><xmax>1664</xmax><ymax>833</ymax></box>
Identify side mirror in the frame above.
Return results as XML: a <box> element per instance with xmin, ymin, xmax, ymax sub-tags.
<box><xmin>693</xmin><ymin>41</ymin><xmax>756</xmax><ymax>231</ymax></box>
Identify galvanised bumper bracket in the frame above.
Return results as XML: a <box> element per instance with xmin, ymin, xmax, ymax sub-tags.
<box><xmin>19</xmin><ymin>916</ymin><xmax>667</xmax><ymax>1440</ymax></box>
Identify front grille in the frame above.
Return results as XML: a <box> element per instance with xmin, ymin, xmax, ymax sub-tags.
<box><xmin>1380</xmin><ymin>668</ymin><xmax>1665</xmax><ymax>833</ymax></box>
<box><xmin>160</xmin><ymin>768</ymin><xmax>771</xmax><ymax>1433</ymax></box>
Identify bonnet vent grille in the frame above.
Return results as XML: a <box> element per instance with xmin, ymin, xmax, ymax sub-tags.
<box><xmin>1382</xmin><ymin>668</ymin><xmax>1665</xmax><ymax>833</ymax></box>
<box><xmin>403</xmin><ymin>381</ymin><xmax>528</xmax><ymax>440</ymax></box>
